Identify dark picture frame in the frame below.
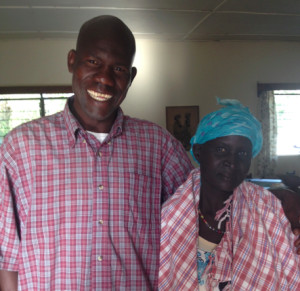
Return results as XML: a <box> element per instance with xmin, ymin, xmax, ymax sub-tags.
<box><xmin>166</xmin><ymin>105</ymin><xmax>199</xmax><ymax>151</ymax></box>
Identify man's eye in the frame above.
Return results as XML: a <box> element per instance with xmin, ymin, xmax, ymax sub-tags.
<box><xmin>87</xmin><ymin>59</ymin><xmax>98</xmax><ymax>65</ymax></box>
<box><xmin>114</xmin><ymin>66</ymin><xmax>127</xmax><ymax>73</ymax></box>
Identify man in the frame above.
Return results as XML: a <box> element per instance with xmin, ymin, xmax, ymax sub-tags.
<box><xmin>0</xmin><ymin>15</ymin><xmax>300</xmax><ymax>291</ymax></box>
<box><xmin>0</xmin><ymin>15</ymin><xmax>193</xmax><ymax>290</ymax></box>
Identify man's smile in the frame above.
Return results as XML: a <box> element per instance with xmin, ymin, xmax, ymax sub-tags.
<box><xmin>87</xmin><ymin>89</ymin><xmax>113</xmax><ymax>102</ymax></box>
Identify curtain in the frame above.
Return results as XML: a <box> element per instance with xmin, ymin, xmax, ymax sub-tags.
<box><xmin>257</xmin><ymin>90</ymin><xmax>277</xmax><ymax>178</ymax></box>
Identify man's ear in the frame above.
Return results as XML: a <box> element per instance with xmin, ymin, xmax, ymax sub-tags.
<box><xmin>192</xmin><ymin>144</ymin><xmax>202</xmax><ymax>163</ymax></box>
<box><xmin>67</xmin><ymin>49</ymin><xmax>76</xmax><ymax>73</ymax></box>
<box><xmin>130</xmin><ymin>67</ymin><xmax>137</xmax><ymax>84</ymax></box>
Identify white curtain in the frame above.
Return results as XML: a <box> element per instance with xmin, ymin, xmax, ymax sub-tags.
<box><xmin>257</xmin><ymin>90</ymin><xmax>277</xmax><ymax>178</ymax></box>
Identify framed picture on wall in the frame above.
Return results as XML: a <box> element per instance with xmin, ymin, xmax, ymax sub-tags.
<box><xmin>166</xmin><ymin>105</ymin><xmax>199</xmax><ymax>151</ymax></box>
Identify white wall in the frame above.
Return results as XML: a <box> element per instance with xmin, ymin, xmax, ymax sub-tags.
<box><xmin>1</xmin><ymin>38</ymin><xmax>300</xmax><ymax>175</ymax></box>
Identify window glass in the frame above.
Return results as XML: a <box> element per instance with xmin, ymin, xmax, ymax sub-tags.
<box><xmin>274</xmin><ymin>90</ymin><xmax>300</xmax><ymax>155</ymax></box>
<box><xmin>0</xmin><ymin>92</ymin><xmax>72</xmax><ymax>144</ymax></box>
<box><xmin>43</xmin><ymin>93</ymin><xmax>73</xmax><ymax>115</ymax></box>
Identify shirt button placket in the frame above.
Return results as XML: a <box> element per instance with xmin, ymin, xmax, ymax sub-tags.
<box><xmin>97</xmin><ymin>186</ymin><xmax>104</xmax><ymax>264</ymax></box>
<box><xmin>96</xmin><ymin>145</ymin><xmax>107</xmax><ymax>270</ymax></box>
<box><xmin>97</xmin><ymin>219</ymin><xmax>104</xmax><ymax>264</ymax></box>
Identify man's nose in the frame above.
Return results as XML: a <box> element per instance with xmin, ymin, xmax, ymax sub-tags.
<box><xmin>94</xmin><ymin>67</ymin><xmax>114</xmax><ymax>87</ymax></box>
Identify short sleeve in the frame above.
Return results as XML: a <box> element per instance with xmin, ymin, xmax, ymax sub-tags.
<box><xmin>0</xmin><ymin>138</ymin><xmax>21</xmax><ymax>271</ymax></box>
<box><xmin>160</xmin><ymin>135</ymin><xmax>194</xmax><ymax>203</ymax></box>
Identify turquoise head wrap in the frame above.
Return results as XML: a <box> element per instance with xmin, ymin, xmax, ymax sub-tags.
<box><xmin>190</xmin><ymin>98</ymin><xmax>263</xmax><ymax>164</ymax></box>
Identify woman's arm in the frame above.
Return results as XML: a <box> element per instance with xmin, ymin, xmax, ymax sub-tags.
<box><xmin>0</xmin><ymin>270</ymin><xmax>18</xmax><ymax>291</ymax></box>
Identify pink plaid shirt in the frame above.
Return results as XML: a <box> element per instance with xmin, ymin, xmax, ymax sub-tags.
<box><xmin>159</xmin><ymin>168</ymin><xmax>300</xmax><ymax>290</ymax></box>
<box><xmin>0</xmin><ymin>98</ymin><xmax>193</xmax><ymax>290</ymax></box>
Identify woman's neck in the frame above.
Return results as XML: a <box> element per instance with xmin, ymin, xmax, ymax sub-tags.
<box><xmin>198</xmin><ymin>182</ymin><xmax>232</xmax><ymax>244</ymax></box>
<box><xmin>199</xmin><ymin>183</ymin><xmax>232</xmax><ymax>216</ymax></box>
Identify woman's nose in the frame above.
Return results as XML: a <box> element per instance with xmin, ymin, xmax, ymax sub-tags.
<box><xmin>224</xmin><ymin>155</ymin><xmax>236</xmax><ymax>168</ymax></box>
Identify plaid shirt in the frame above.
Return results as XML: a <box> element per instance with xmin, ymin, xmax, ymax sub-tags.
<box><xmin>159</xmin><ymin>168</ymin><xmax>300</xmax><ymax>290</ymax></box>
<box><xmin>0</xmin><ymin>98</ymin><xmax>193</xmax><ymax>290</ymax></box>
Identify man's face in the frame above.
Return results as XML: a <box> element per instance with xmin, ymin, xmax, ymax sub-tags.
<box><xmin>194</xmin><ymin>135</ymin><xmax>252</xmax><ymax>193</ymax></box>
<box><xmin>68</xmin><ymin>34</ymin><xmax>136</xmax><ymax>132</ymax></box>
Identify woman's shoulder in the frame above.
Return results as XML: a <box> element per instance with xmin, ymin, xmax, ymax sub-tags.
<box><xmin>234</xmin><ymin>181</ymin><xmax>288</xmax><ymax>224</ymax></box>
<box><xmin>237</xmin><ymin>180</ymin><xmax>279</xmax><ymax>204</ymax></box>
<box><xmin>162</xmin><ymin>168</ymin><xmax>200</xmax><ymax>217</ymax></box>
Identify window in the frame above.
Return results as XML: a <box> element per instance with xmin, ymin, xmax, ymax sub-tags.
<box><xmin>0</xmin><ymin>86</ymin><xmax>73</xmax><ymax>144</ymax></box>
<box><xmin>274</xmin><ymin>90</ymin><xmax>300</xmax><ymax>156</ymax></box>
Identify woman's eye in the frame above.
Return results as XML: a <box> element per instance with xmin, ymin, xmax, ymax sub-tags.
<box><xmin>238</xmin><ymin>151</ymin><xmax>249</xmax><ymax>157</ymax></box>
<box><xmin>216</xmin><ymin>147</ymin><xmax>226</xmax><ymax>153</ymax></box>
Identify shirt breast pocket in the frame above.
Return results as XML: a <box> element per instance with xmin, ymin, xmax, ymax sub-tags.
<box><xmin>119</xmin><ymin>171</ymin><xmax>160</xmax><ymax>245</ymax></box>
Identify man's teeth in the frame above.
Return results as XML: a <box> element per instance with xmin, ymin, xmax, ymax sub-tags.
<box><xmin>87</xmin><ymin>90</ymin><xmax>112</xmax><ymax>101</ymax></box>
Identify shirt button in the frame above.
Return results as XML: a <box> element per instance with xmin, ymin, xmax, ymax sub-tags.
<box><xmin>98</xmin><ymin>151</ymin><xmax>102</xmax><ymax>157</ymax></box>
<box><xmin>82</xmin><ymin>139</ymin><xmax>86</xmax><ymax>144</ymax></box>
<box><xmin>99</xmin><ymin>219</ymin><xmax>104</xmax><ymax>225</ymax></box>
<box><xmin>98</xmin><ymin>185</ymin><xmax>104</xmax><ymax>190</ymax></box>
<box><xmin>97</xmin><ymin>256</ymin><xmax>103</xmax><ymax>261</ymax></box>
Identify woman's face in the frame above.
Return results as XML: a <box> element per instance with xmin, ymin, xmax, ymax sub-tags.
<box><xmin>194</xmin><ymin>135</ymin><xmax>252</xmax><ymax>194</ymax></box>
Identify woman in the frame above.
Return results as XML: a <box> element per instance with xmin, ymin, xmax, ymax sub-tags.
<box><xmin>159</xmin><ymin>98</ymin><xmax>300</xmax><ymax>290</ymax></box>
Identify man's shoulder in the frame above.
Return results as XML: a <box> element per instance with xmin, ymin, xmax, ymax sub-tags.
<box><xmin>123</xmin><ymin>115</ymin><xmax>174</xmax><ymax>139</ymax></box>
<box><xmin>124</xmin><ymin>115</ymin><xmax>165</xmax><ymax>129</ymax></box>
<box><xmin>3</xmin><ymin>111</ymin><xmax>64</xmax><ymax>143</ymax></box>
<box><xmin>13</xmin><ymin>111</ymin><xmax>62</xmax><ymax>130</ymax></box>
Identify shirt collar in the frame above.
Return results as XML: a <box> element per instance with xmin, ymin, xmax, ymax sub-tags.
<box><xmin>63</xmin><ymin>96</ymin><xmax>124</xmax><ymax>147</ymax></box>
<box><xmin>109</xmin><ymin>107</ymin><xmax>124</xmax><ymax>139</ymax></box>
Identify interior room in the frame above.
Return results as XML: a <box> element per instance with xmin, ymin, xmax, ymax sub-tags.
<box><xmin>1</xmin><ymin>0</ymin><xmax>300</xmax><ymax>179</ymax></box>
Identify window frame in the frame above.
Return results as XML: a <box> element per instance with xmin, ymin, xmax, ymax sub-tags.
<box><xmin>0</xmin><ymin>86</ymin><xmax>72</xmax><ymax>95</ymax></box>
<box><xmin>257</xmin><ymin>83</ymin><xmax>300</xmax><ymax>96</ymax></box>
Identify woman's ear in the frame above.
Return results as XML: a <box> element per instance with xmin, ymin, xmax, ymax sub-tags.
<box><xmin>192</xmin><ymin>144</ymin><xmax>202</xmax><ymax>164</ymax></box>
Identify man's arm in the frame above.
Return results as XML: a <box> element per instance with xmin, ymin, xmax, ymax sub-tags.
<box><xmin>0</xmin><ymin>139</ymin><xmax>19</xmax><ymax>291</ymax></box>
<box><xmin>270</xmin><ymin>188</ymin><xmax>300</xmax><ymax>254</ymax></box>
<box><xmin>0</xmin><ymin>270</ymin><xmax>18</xmax><ymax>291</ymax></box>
<box><xmin>293</xmin><ymin>230</ymin><xmax>300</xmax><ymax>255</ymax></box>
<box><xmin>160</xmin><ymin>133</ymin><xmax>194</xmax><ymax>203</ymax></box>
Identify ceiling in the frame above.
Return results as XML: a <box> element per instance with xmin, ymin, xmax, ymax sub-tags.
<box><xmin>1</xmin><ymin>0</ymin><xmax>300</xmax><ymax>42</ymax></box>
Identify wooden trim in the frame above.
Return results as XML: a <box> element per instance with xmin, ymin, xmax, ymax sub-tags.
<box><xmin>0</xmin><ymin>86</ymin><xmax>73</xmax><ymax>94</ymax></box>
<box><xmin>257</xmin><ymin>82</ymin><xmax>300</xmax><ymax>96</ymax></box>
